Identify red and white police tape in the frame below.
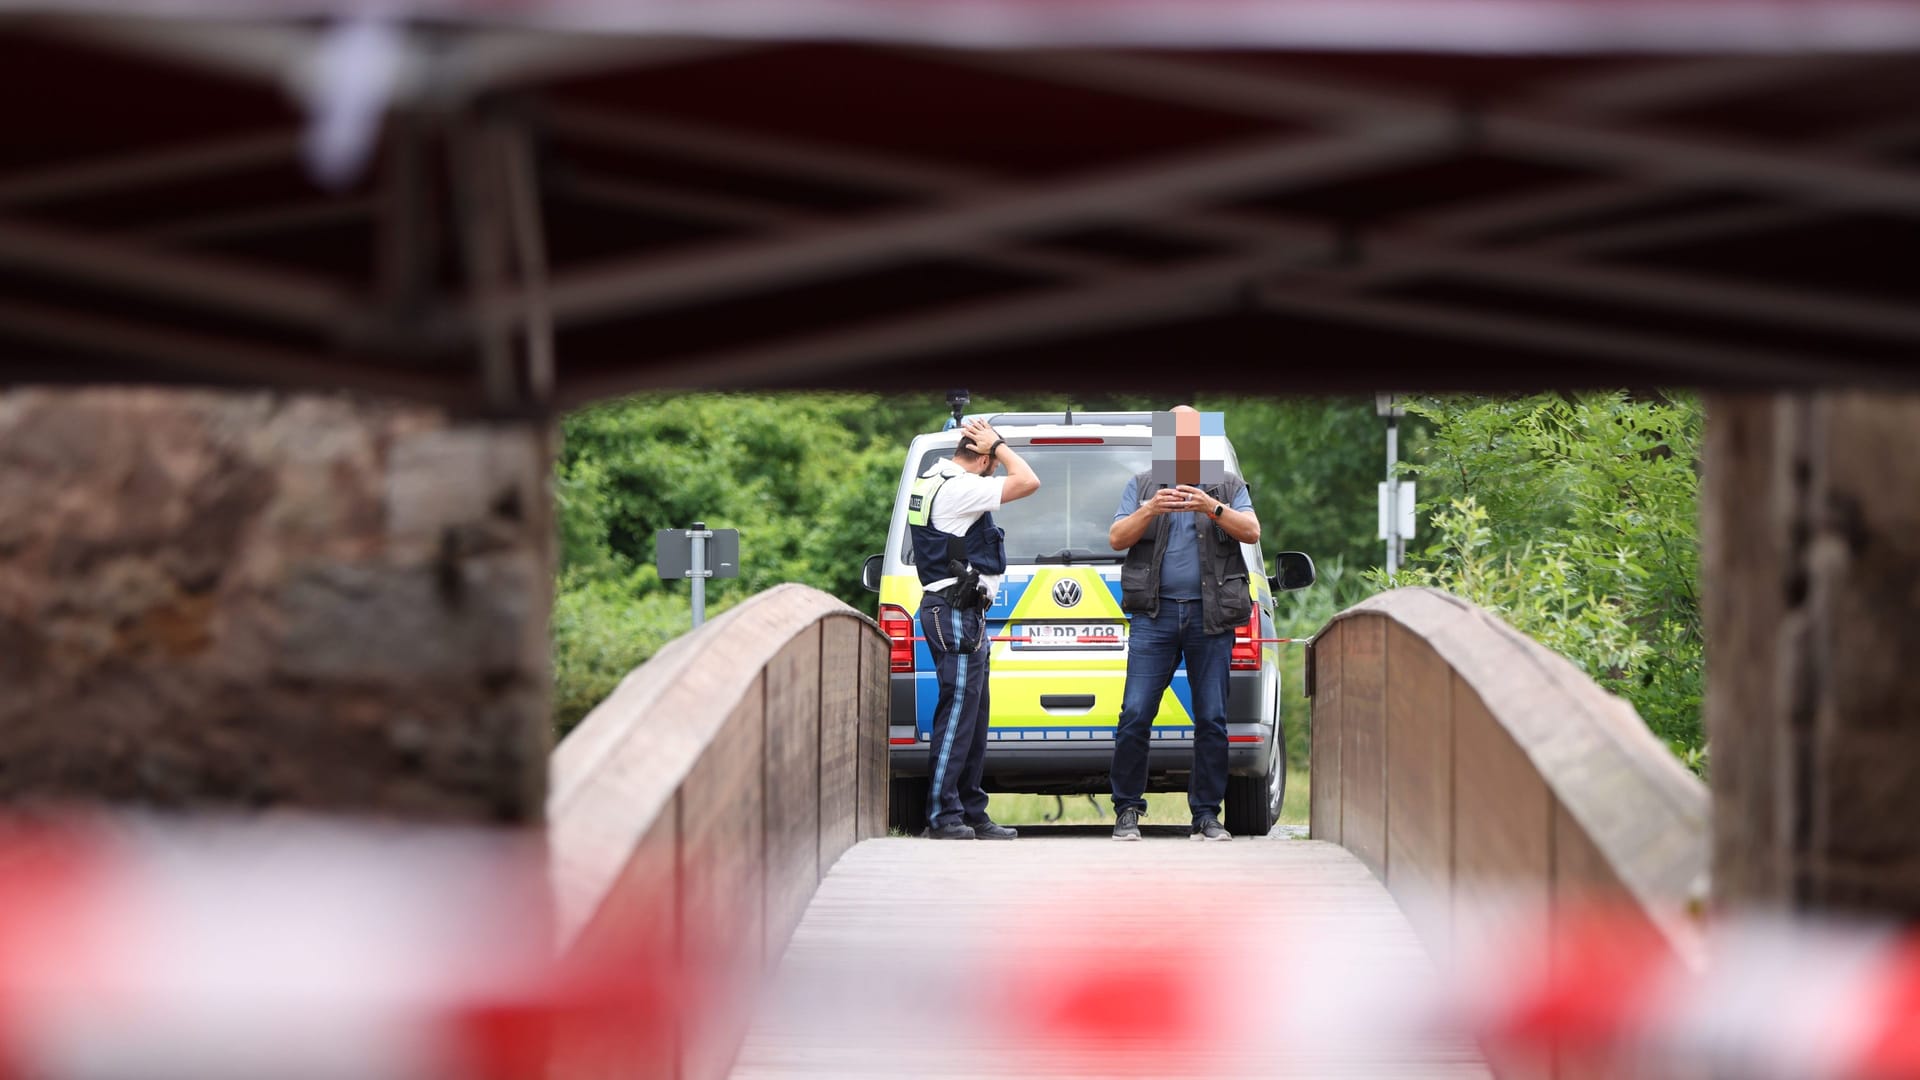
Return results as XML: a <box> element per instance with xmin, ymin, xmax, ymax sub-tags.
<box><xmin>0</xmin><ymin>818</ymin><xmax>684</xmax><ymax>1080</ymax></box>
<box><xmin>0</xmin><ymin>819</ymin><xmax>1915</xmax><ymax>1078</ymax></box>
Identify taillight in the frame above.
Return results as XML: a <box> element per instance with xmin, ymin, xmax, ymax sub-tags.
<box><xmin>1231</xmin><ymin>612</ymin><xmax>1261</xmax><ymax>671</ymax></box>
<box><xmin>880</xmin><ymin>604</ymin><xmax>915</xmax><ymax>673</ymax></box>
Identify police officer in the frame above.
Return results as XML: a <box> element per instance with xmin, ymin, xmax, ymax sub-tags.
<box><xmin>908</xmin><ymin>418</ymin><xmax>1041</xmax><ymax>839</ymax></box>
<box><xmin>1107</xmin><ymin>406</ymin><xmax>1261</xmax><ymax>842</ymax></box>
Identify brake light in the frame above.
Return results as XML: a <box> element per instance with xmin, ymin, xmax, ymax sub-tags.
<box><xmin>1029</xmin><ymin>437</ymin><xmax>1105</xmax><ymax>444</ymax></box>
<box><xmin>1231</xmin><ymin>612</ymin><xmax>1261</xmax><ymax>670</ymax></box>
<box><xmin>880</xmin><ymin>604</ymin><xmax>915</xmax><ymax>673</ymax></box>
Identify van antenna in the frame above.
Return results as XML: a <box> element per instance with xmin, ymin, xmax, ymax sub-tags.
<box><xmin>1065</xmin><ymin>406</ymin><xmax>1074</xmax><ymax>425</ymax></box>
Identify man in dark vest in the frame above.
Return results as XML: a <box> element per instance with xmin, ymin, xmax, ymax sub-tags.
<box><xmin>908</xmin><ymin>417</ymin><xmax>1041</xmax><ymax>839</ymax></box>
<box><xmin>1107</xmin><ymin>406</ymin><xmax>1261</xmax><ymax>841</ymax></box>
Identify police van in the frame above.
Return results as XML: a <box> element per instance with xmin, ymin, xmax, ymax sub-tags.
<box><xmin>860</xmin><ymin>410</ymin><xmax>1316</xmax><ymax>837</ymax></box>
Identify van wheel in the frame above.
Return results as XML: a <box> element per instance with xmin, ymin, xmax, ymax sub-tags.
<box><xmin>889</xmin><ymin>776</ymin><xmax>930</xmax><ymax>835</ymax></box>
<box><xmin>1225</xmin><ymin>734</ymin><xmax>1286</xmax><ymax>838</ymax></box>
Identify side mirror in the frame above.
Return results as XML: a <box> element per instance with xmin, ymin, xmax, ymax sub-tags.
<box><xmin>1268</xmin><ymin>551</ymin><xmax>1316</xmax><ymax>592</ymax></box>
<box><xmin>861</xmin><ymin>553</ymin><xmax>884</xmax><ymax>593</ymax></box>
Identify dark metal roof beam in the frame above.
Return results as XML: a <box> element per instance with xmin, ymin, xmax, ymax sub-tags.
<box><xmin>1538</xmin><ymin>56</ymin><xmax>1875</xmax><ymax>115</ymax></box>
<box><xmin>1251</xmin><ymin>286</ymin><xmax>1886</xmax><ymax>385</ymax></box>
<box><xmin>965</xmin><ymin>52</ymin><xmax>1920</xmax><ymax>213</ymax></box>
<box><xmin>39</xmin><ymin>16</ymin><xmax>311</xmax><ymax>85</ymax></box>
<box><xmin>0</xmin><ymin>130</ymin><xmax>299</xmax><ymax>208</ymax></box>
<box><xmin>541</xmin><ymin>104</ymin><xmax>1001</xmax><ymax>199</ymax></box>
<box><xmin>134</xmin><ymin>197</ymin><xmax>374</xmax><ymax>244</ymax></box>
<box><xmin>0</xmin><ymin>217</ymin><xmax>359</xmax><ymax>333</ymax></box>
<box><xmin>0</xmin><ymin>296</ymin><xmax>459</xmax><ymax>401</ymax></box>
<box><xmin>528</xmin><ymin>121</ymin><xmax>1448</xmax><ymax>326</ymax></box>
<box><xmin>1259</xmin><ymin>217</ymin><xmax>1920</xmax><ymax>344</ymax></box>
<box><xmin>554</xmin><ymin>171</ymin><xmax>1116</xmax><ymax>282</ymax></box>
<box><xmin>552</xmin><ymin>240</ymin><xmax>1329</xmax><ymax>404</ymax></box>
<box><xmin>556</xmin><ymin>171</ymin><xmax>813</xmax><ymax>231</ymax></box>
<box><xmin>434</xmin><ymin>33</ymin><xmax>742</xmax><ymax>95</ymax></box>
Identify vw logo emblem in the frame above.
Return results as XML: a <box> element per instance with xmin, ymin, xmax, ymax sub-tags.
<box><xmin>1052</xmin><ymin>579</ymin><xmax>1083</xmax><ymax>608</ymax></box>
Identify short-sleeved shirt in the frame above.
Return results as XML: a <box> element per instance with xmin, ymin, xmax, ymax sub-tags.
<box><xmin>920</xmin><ymin>458</ymin><xmax>1007</xmax><ymax>600</ymax></box>
<box><xmin>1113</xmin><ymin>480</ymin><xmax>1255</xmax><ymax>601</ymax></box>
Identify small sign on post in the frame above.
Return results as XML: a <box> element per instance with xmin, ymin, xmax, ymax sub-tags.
<box><xmin>655</xmin><ymin>522</ymin><xmax>740</xmax><ymax>629</ymax></box>
<box><xmin>1377</xmin><ymin>481</ymin><xmax>1416</xmax><ymax>566</ymax></box>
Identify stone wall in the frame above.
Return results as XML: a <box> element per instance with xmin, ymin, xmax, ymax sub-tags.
<box><xmin>0</xmin><ymin>388</ymin><xmax>552</xmax><ymax>822</ymax></box>
<box><xmin>1704</xmin><ymin>392</ymin><xmax>1920</xmax><ymax>915</ymax></box>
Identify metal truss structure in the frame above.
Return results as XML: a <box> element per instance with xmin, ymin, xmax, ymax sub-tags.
<box><xmin>2</xmin><ymin>16</ymin><xmax>1918</xmax><ymax>410</ymax></box>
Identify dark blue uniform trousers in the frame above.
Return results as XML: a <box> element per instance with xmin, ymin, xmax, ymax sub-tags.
<box><xmin>1111</xmin><ymin>598</ymin><xmax>1233</xmax><ymax>820</ymax></box>
<box><xmin>919</xmin><ymin>594</ymin><xmax>991</xmax><ymax>829</ymax></box>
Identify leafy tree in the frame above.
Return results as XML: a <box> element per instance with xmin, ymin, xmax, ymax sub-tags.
<box><xmin>551</xmin><ymin>392</ymin><xmax>931</xmax><ymax>730</ymax></box>
<box><xmin>1379</xmin><ymin>393</ymin><xmax>1705</xmax><ymax>769</ymax></box>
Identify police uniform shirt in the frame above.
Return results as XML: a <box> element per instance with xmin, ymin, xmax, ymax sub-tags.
<box><xmin>918</xmin><ymin>458</ymin><xmax>1006</xmax><ymax>601</ymax></box>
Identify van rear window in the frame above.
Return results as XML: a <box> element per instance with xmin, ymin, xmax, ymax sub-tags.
<box><xmin>905</xmin><ymin>444</ymin><xmax>1152</xmax><ymax>564</ymax></box>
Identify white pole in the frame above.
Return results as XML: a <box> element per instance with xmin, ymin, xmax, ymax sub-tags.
<box><xmin>1385</xmin><ymin>419</ymin><xmax>1400</xmax><ymax>580</ymax></box>
<box><xmin>689</xmin><ymin>521</ymin><xmax>709</xmax><ymax>628</ymax></box>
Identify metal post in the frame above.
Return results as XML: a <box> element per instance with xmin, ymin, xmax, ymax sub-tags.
<box><xmin>689</xmin><ymin>521</ymin><xmax>709</xmax><ymax>628</ymax></box>
<box><xmin>1385</xmin><ymin>418</ymin><xmax>1400</xmax><ymax>579</ymax></box>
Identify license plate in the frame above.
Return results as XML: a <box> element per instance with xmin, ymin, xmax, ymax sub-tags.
<box><xmin>1013</xmin><ymin>623</ymin><xmax>1126</xmax><ymax>649</ymax></box>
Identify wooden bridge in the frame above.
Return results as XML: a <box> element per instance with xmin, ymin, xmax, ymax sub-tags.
<box><xmin>550</xmin><ymin>583</ymin><xmax>1707</xmax><ymax>1079</ymax></box>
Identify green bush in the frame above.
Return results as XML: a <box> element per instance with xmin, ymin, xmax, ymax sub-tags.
<box><xmin>550</xmin><ymin>393</ymin><xmax>926</xmax><ymax>733</ymax></box>
<box><xmin>1379</xmin><ymin>393</ymin><xmax>1705</xmax><ymax>770</ymax></box>
<box><xmin>551</xmin><ymin>568</ymin><xmax>693</xmax><ymax>727</ymax></box>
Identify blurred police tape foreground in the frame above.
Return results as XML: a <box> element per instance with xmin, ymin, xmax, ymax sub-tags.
<box><xmin>0</xmin><ymin>817</ymin><xmax>1913</xmax><ymax>1079</ymax></box>
<box><xmin>0</xmin><ymin>817</ymin><xmax>715</xmax><ymax>1080</ymax></box>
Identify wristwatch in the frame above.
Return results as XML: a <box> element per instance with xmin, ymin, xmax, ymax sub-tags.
<box><xmin>988</xmin><ymin>438</ymin><xmax>1006</xmax><ymax>457</ymax></box>
<box><xmin>1212</xmin><ymin>502</ymin><xmax>1225</xmax><ymax>518</ymax></box>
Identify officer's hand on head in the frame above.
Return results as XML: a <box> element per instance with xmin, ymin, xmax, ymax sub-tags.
<box><xmin>963</xmin><ymin>420</ymin><xmax>1001</xmax><ymax>456</ymax></box>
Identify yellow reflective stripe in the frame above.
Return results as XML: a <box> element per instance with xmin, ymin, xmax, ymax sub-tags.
<box><xmin>982</xmin><ymin>673</ymin><xmax>1191</xmax><ymax>727</ymax></box>
<box><xmin>905</xmin><ymin>474</ymin><xmax>946</xmax><ymax>528</ymax></box>
<box><xmin>989</xmin><ymin>657</ymin><xmax>1128</xmax><ymax>672</ymax></box>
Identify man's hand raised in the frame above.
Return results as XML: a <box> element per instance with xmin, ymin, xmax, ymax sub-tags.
<box><xmin>962</xmin><ymin>420</ymin><xmax>1002</xmax><ymax>456</ymax></box>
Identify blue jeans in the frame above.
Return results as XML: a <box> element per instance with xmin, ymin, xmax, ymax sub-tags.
<box><xmin>1110</xmin><ymin>598</ymin><xmax>1231</xmax><ymax>820</ymax></box>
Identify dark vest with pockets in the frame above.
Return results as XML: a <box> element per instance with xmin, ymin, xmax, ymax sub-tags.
<box><xmin>907</xmin><ymin>469</ymin><xmax>1008</xmax><ymax>592</ymax></box>
<box><xmin>1118</xmin><ymin>470</ymin><xmax>1254</xmax><ymax>636</ymax></box>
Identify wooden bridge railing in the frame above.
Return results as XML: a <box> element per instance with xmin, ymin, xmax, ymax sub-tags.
<box><xmin>1309</xmin><ymin>587</ymin><xmax>1710</xmax><ymax>964</ymax></box>
<box><xmin>546</xmin><ymin>584</ymin><xmax>889</xmax><ymax>1079</ymax></box>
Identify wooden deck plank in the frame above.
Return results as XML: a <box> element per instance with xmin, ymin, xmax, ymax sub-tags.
<box><xmin>732</xmin><ymin>837</ymin><xmax>1491</xmax><ymax>1079</ymax></box>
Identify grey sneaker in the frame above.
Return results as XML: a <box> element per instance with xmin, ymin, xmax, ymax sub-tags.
<box><xmin>1190</xmin><ymin>815</ymin><xmax>1233</xmax><ymax>842</ymax></box>
<box><xmin>924</xmin><ymin>821</ymin><xmax>976</xmax><ymax>840</ymax></box>
<box><xmin>1112</xmin><ymin>806</ymin><xmax>1143</xmax><ymax>842</ymax></box>
<box><xmin>969</xmin><ymin>820</ymin><xmax>1018</xmax><ymax>840</ymax></box>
